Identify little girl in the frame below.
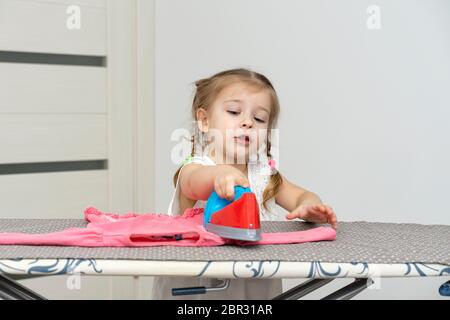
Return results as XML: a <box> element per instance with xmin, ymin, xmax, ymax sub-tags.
<box><xmin>151</xmin><ymin>68</ymin><xmax>337</xmax><ymax>300</ymax></box>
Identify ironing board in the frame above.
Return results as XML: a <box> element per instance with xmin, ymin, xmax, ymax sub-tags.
<box><xmin>0</xmin><ymin>219</ymin><xmax>449</xmax><ymax>300</ymax></box>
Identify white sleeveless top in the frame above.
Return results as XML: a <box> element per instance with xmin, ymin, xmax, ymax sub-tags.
<box><xmin>167</xmin><ymin>154</ymin><xmax>282</xmax><ymax>221</ymax></box>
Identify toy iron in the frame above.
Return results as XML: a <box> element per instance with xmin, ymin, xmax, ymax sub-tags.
<box><xmin>204</xmin><ymin>186</ymin><xmax>261</xmax><ymax>241</ymax></box>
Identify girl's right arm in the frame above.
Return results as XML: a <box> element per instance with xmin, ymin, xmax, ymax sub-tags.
<box><xmin>179</xmin><ymin>164</ymin><xmax>250</xmax><ymax>202</ymax></box>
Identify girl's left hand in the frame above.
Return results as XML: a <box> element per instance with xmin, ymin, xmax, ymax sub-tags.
<box><xmin>285</xmin><ymin>203</ymin><xmax>338</xmax><ymax>230</ymax></box>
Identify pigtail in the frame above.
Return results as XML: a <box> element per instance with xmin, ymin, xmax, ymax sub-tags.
<box><xmin>262</xmin><ymin>136</ymin><xmax>283</xmax><ymax>212</ymax></box>
<box><xmin>172</xmin><ymin>135</ymin><xmax>196</xmax><ymax>187</ymax></box>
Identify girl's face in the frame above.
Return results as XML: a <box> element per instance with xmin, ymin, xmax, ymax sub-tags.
<box><xmin>197</xmin><ymin>82</ymin><xmax>272</xmax><ymax>164</ymax></box>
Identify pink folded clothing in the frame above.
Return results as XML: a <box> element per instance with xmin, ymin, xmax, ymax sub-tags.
<box><xmin>0</xmin><ymin>207</ymin><xmax>336</xmax><ymax>247</ymax></box>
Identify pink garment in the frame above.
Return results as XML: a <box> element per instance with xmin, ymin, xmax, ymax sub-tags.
<box><xmin>0</xmin><ymin>207</ymin><xmax>336</xmax><ymax>247</ymax></box>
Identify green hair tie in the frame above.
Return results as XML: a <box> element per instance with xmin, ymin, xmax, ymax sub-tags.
<box><xmin>182</xmin><ymin>155</ymin><xmax>194</xmax><ymax>165</ymax></box>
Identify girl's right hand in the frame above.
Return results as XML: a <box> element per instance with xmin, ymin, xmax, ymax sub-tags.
<box><xmin>213</xmin><ymin>165</ymin><xmax>250</xmax><ymax>201</ymax></box>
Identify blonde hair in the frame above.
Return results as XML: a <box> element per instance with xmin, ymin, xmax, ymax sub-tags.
<box><xmin>173</xmin><ymin>68</ymin><xmax>283</xmax><ymax>212</ymax></box>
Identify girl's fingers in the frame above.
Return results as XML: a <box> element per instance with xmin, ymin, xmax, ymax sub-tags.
<box><xmin>285</xmin><ymin>212</ymin><xmax>296</xmax><ymax>220</ymax></box>
<box><xmin>324</xmin><ymin>206</ymin><xmax>336</xmax><ymax>220</ymax></box>
<box><xmin>299</xmin><ymin>205</ymin><xmax>310</xmax><ymax>218</ymax></box>
<box><xmin>322</xmin><ymin>205</ymin><xmax>337</xmax><ymax>229</ymax></box>
<box><xmin>307</xmin><ymin>206</ymin><xmax>333</xmax><ymax>223</ymax></box>
<box><xmin>217</xmin><ymin>178</ymin><xmax>229</xmax><ymax>199</ymax></box>
<box><xmin>325</xmin><ymin>205</ymin><xmax>334</xmax><ymax>215</ymax></box>
<box><xmin>311</xmin><ymin>205</ymin><xmax>324</xmax><ymax>214</ymax></box>
<box><xmin>329</xmin><ymin>212</ymin><xmax>338</xmax><ymax>226</ymax></box>
<box><xmin>287</xmin><ymin>203</ymin><xmax>338</xmax><ymax>229</ymax></box>
<box><xmin>236</xmin><ymin>175</ymin><xmax>250</xmax><ymax>188</ymax></box>
<box><xmin>313</xmin><ymin>204</ymin><xmax>336</xmax><ymax>218</ymax></box>
<box><xmin>285</xmin><ymin>208</ymin><xmax>298</xmax><ymax>220</ymax></box>
<box><xmin>225</xmin><ymin>179</ymin><xmax>235</xmax><ymax>201</ymax></box>
<box><xmin>309</xmin><ymin>206</ymin><xmax>324</xmax><ymax>216</ymax></box>
<box><xmin>215</xmin><ymin>181</ymin><xmax>225</xmax><ymax>199</ymax></box>
<box><xmin>286</xmin><ymin>206</ymin><xmax>303</xmax><ymax>220</ymax></box>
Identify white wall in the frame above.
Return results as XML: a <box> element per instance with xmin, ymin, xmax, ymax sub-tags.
<box><xmin>154</xmin><ymin>0</ymin><xmax>450</xmax><ymax>299</ymax></box>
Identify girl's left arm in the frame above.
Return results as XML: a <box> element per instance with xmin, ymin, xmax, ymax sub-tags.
<box><xmin>275</xmin><ymin>173</ymin><xmax>338</xmax><ymax>229</ymax></box>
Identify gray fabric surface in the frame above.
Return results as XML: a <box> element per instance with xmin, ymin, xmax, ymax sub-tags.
<box><xmin>0</xmin><ymin>219</ymin><xmax>449</xmax><ymax>265</ymax></box>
